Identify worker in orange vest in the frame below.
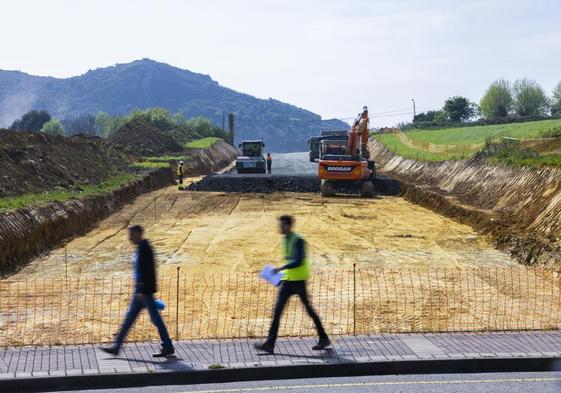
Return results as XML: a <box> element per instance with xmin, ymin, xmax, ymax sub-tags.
<box><xmin>266</xmin><ymin>153</ymin><xmax>272</xmax><ymax>174</ymax></box>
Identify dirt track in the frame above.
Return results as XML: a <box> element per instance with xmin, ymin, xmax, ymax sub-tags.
<box><xmin>15</xmin><ymin>182</ymin><xmax>516</xmax><ymax>279</ymax></box>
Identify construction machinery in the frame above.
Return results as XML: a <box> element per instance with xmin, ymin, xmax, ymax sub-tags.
<box><xmin>317</xmin><ymin>107</ymin><xmax>376</xmax><ymax>197</ymax></box>
<box><xmin>235</xmin><ymin>139</ymin><xmax>267</xmax><ymax>174</ymax></box>
<box><xmin>308</xmin><ymin>130</ymin><xmax>349</xmax><ymax>162</ymax></box>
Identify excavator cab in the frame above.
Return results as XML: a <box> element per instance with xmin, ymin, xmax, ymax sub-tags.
<box><xmin>320</xmin><ymin>139</ymin><xmax>348</xmax><ymax>158</ymax></box>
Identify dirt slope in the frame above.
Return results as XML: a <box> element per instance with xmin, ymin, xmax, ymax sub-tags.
<box><xmin>0</xmin><ymin>130</ymin><xmax>128</xmax><ymax>197</ymax></box>
<box><xmin>181</xmin><ymin>140</ymin><xmax>239</xmax><ymax>176</ymax></box>
<box><xmin>370</xmin><ymin>140</ymin><xmax>561</xmax><ymax>266</ymax></box>
<box><xmin>0</xmin><ymin>141</ymin><xmax>237</xmax><ymax>275</ymax></box>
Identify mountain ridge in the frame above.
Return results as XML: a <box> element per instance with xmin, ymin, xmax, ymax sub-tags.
<box><xmin>0</xmin><ymin>59</ymin><xmax>348</xmax><ymax>152</ymax></box>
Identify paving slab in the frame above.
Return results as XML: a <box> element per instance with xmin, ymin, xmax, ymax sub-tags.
<box><xmin>0</xmin><ymin>332</ymin><xmax>560</xmax><ymax>392</ymax></box>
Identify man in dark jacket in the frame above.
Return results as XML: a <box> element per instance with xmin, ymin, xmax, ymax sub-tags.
<box><xmin>100</xmin><ymin>225</ymin><xmax>174</xmax><ymax>357</ymax></box>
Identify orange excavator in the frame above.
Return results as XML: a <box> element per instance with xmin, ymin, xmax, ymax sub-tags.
<box><xmin>318</xmin><ymin>106</ymin><xmax>376</xmax><ymax>197</ymax></box>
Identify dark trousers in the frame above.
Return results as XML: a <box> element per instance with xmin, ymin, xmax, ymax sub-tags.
<box><xmin>115</xmin><ymin>294</ymin><xmax>173</xmax><ymax>350</ymax></box>
<box><xmin>266</xmin><ymin>161</ymin><xmax>272</xmax><ymax>174</ymax></box>
<box><xmin>266</xmin><ymin>280</ymin><xmax>328</xmax><ymax>345</ymax></box>
<box><xmin>177</xmin><ymin>175</ymin><xmax>183</xmax><ymax>188</ymax></box>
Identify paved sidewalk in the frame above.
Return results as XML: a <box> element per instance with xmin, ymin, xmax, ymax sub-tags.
<box><xmin>1</xmin><ymin>332</ymin><xmax>561</xmax><ymax>391</ymax></box>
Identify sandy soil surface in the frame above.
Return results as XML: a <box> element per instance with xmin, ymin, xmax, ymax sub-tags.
<box><xmin>16</xmin><ymin>183</ymin><xmax>515</xmax><ymax>280</ymax></box>
<box><xmin>8</xmin><ymin>185</ymin><xmax>561</xmax><ymax>347</ymax></box>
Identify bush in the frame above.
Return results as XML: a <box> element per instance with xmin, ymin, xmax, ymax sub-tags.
<box><xmin>541</xmin><ymin>126</ymin><xmax>561</xmax><ymax>138</ymax></box>
<box><xmin>40</xmin><ymin>119</ymin><xmax>65</xmax><ymax>135</ymax></box>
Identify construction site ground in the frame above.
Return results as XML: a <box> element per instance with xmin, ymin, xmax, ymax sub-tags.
<box><xmin>8</xmin><ymin>153</ymin><xmax>561</xmax><ymax>348</ymax></box>
<box><xmin>15</xmin><ymin>152</ymin><xmax>515</xmax><ymax>279</ymax></box>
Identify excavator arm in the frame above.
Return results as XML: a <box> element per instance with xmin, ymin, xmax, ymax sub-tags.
<box><xmin>346</xmin><ymin>106</ymin><xmax>370</xmax><ymax>159</ymax></box>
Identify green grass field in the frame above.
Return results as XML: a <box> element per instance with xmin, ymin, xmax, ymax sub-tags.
<box><xmin>402</xmin><ymin>119</ymin><xmax>561</xmax><ymax>145</ymax></box>
<box><xmin>142</xmin><ymin>155</ymin><xmax>188</xmax><ymax>162</ymax></box>
<box><xmin>488</xmin><ymin>152</ymin><xmax>561</xmax><ymax>168</ymax></box>
<box><xmin>130</xmin><ymin>161</ymin><xmax>171</xmax><ymax>169</ymax></box>
<box><xmin>376</xmin><ymin>119</ymin><xmax>561</xmax><ymax>161</ymax></box>
<box><xmin>0</xmin><ymin>173</ymin><xmax>141</xmax><ymax>212</ymax></box>
<box><xmin>185</xmin><ymin>137</ymin><xmax>221</xmax><ymax>149</ymax></box>
<box><xmin>375</xmin><ymin>133</ymin><xmax>456</xmax><ymax>161</ymax></box>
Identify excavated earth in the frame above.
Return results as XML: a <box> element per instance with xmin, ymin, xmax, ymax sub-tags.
<box><xmin>0</xmin><ymin>141</ymin><xmax>238</xmax><ymax>275</ymax></box>
<box><xmin>15</xmin><ymin>186</ymin><xmax>516</xmax><ymax>280</ymax></box>
<box><xmin>0</xmin><ymin>130</ymin><xmax>128</xmax><ymax>197</ymax></box>
<box><xmin>370</xmin><ymin>140</ymin><xmax>561</xmax><ymax>266</ymax></box>
<box><xmin>13</xmin><ymin>150</ymin><xmax>518</xmax><ymax>278</ymax></box>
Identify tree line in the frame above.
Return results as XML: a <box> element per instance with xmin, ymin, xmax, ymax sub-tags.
<box><xmin>5</xmin><ymin>108</ymin><xmax>228</xmax><ymax>141</ymax></box>
<box><xmin>408</xmin><ymin>79</ymin><xmax>561</xmax><ymax>129</ymax></box>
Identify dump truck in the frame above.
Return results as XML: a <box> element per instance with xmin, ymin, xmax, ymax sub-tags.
<box><xmin>235</xmin><ymin>139</ymin><xmax>267</xmax><ymax>174</ymax></box>
<box><xmin>308</xmin><ymin>130</ymin><xmax>349</xmax><ymax>162</ymax></box>
<box><xmin>317</xmin><ymin>107</ymin><xmax>376</xmax><ymax>197</ymax></box>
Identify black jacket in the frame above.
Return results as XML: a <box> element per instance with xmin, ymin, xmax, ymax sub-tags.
<box><xmin>135</xmin><ymin>239</ymin><xmax>157</xmax><ymax>295</ymax></box>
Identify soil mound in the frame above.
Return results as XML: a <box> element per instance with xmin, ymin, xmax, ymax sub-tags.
<box><xmin>0</xmin><ymin>130</ymin><xmax>128</xmax><ymax>197</ymax></box>
<box><xmin>108</xmin><ymin>118</ymin><xmax>184</xmax><ymax>156</ymax></box>
<box><xmin>0</xmin><ymin>140</ymin><xmax>237</xmax><ymax>274</ymax></box>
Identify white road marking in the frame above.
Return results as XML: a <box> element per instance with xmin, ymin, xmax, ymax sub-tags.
<box><xmin>179</xmin><ymin>377</ymin><xmax>561</xmax><ymax>392</ymax></box>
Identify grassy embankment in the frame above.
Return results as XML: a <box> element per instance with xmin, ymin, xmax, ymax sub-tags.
<box><xmin>185</xmin><ymin>136</ymin><xmax>221</xmax><ymax>149</ymax></box>
<box><xmin>0</xmin><ymin>173</ymin><xmax>141</xmax><ymax>212</ymax></box>
<box><xmin>376</xmin><ymin>119</ymin><xmax>561</xmax><ymax>165</ymax></box>
<box><xmin>131</xmin><ymin>137</ymin><xmax>223</xmax><ymax>169</ymax></box>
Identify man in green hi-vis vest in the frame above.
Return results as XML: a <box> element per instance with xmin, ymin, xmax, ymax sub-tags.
<box><xmin>255</xmin><ymin>215</ymin><xmax>330</xmax><ymax>354</ymax></box>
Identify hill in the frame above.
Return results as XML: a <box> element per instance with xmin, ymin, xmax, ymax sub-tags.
<box><xmin>376</xmin><ymin>119</ymin><xmax>561</xmax><ymax>161</ymax></box>
<box><xmin>0</xmin><ymin>59</ymin><xmax>348</xmax><ymax>152</ymax></box>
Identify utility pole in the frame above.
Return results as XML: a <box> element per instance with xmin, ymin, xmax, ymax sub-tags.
<box><xmin>228</xmin><ymin>113</ymin><xmax>235</xmax><ymax>145</ymax></box>
<box><xmin>411</xmin><ymin>98</ymin><xmax>416</xmax><ymax>120</ymax></box>
<box><xmin>222</xmin><ymin>112</ymin><xmax>225</xmax><ymax>134</ymax></box>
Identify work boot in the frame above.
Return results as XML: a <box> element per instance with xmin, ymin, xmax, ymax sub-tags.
<box><xmin>254</xmin><ymin>342</ymin><xmax>274</xmax><ymax>354</ymax></box>
<box><xmin>99</xmin><ymin>346</ymin><xmax>120</xmax><ymax>356</ymax></box>
<box><xmin>312</xmin><ymin>337</ymin><xmax>331</xmax><ymax>350</ymax></box>
<box><xmin>153</xmin><ymin>347</ymin><xmax>175</xmax><ymax>357</ymax></box>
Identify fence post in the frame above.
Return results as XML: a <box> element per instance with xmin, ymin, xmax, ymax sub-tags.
<box><xmin>176</xmin><ymin>266</ymin><xmax>180</xmax><ymax>340</ymax></box>
<box><xmin>353</xmin><ymin>263</ymin><xmax>357</xmax><ymax>336</ymax></box>
<box><xmin>64</xmin><ymin>245</ymin><xmax>68</xmax><ymax>280</ymax></box>
<box><xmin>152</xmin><ymin>177</ymin><xmax>157</xmax><ymax>222</ymax></box>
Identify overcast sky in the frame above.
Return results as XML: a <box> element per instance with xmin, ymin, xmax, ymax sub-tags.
<box><xmin>1</xmin><ymin>0</ymin><xmax>560</xmax><ymax>126</ymax></box>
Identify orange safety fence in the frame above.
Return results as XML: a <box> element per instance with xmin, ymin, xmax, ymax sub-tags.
<box><xmin>394</xmin><ymin>130</ymin><xmax>487</xmax><ymax>156</ymax></box>
<box><xmin>1</xmin><ymin>267</ymin><xmax>561</xmax><ymax>347</ymax></box>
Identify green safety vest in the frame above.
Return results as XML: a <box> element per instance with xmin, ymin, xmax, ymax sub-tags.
<box><xmin>282</xmin><ymin>232</ymin><xmax>310</xmax><ymax>281</ymax></box>
<box><xmin>177</xmin><ymin>165</ymin><xmax>183</xmax><ymax>176</ymax></box>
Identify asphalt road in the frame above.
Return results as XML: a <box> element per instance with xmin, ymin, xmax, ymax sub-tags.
<box><xmin>221</xmin><ymin>152</ymin><xmax>317</xmax><ymax>176</ymax></box>
<box><xmin>51</xmin><ymin>372</ymin><xmax>561</xmax><ymax>393</ymax></box>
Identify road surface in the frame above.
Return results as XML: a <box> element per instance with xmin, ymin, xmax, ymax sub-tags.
<box><xmin>221</xmin><ymin>152</ymin><xmax>317</xmax><ymax>176</ymax></box>
<box><xmin>50</xmin><ymin>372</ymin><xmax>561</xmax><ymax>393</ymax></box>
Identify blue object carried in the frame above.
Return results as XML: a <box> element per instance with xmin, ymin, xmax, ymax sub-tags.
<box><xmin>154</xmin><ymin>298</ymin><xmax>166</xmax><ymax>311</ymax></box>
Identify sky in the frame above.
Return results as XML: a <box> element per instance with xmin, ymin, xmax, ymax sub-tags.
<box><xmin>1</xmin><ymin>0</ymin><xmax>560</xmax><ymax>127</ymax></box>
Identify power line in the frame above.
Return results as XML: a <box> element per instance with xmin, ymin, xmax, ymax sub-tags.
<box><xmin>373</xmin><ymin>106</ymin><xmax>413</xmax><ymax>115</ymax></box>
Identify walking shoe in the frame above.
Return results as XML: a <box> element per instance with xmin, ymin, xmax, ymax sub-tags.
<box><xmin>254</xmin><ymin>342</ymin><xmax>274</xmax><ymax>354</ymax></box>
<box><xmin>99</xmin><ymin>346</ymin><xmax>120</xmax><ymax>356</ymax></box>
<box><xmin>312</xmin><ymin>338</ymin><xmax>331</xmax><ymax>350</ymax></box>
<box><xmin>153</xmin><ymin>347</ymin><xmax>175</xmax><ymax>357</ymax></box>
